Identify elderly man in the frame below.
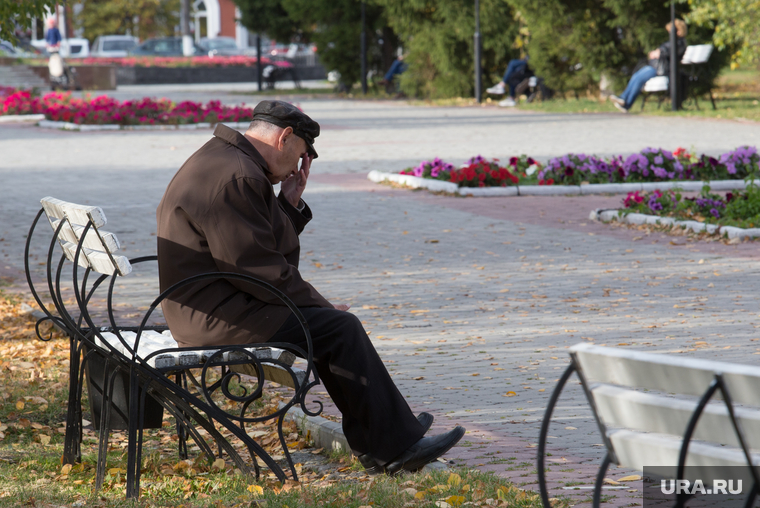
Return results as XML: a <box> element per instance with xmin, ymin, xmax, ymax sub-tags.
<box><xmin>156</xmin><ymin>100</ymin><xmax>464</xmax><ymax>475</ymax></box>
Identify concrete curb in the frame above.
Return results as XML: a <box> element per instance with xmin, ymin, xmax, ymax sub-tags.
<box><xmin>282</xmin><ymin>404</ymin><xmax>448</xmax><ymax>472</ymax></box>
<box><xmin>590</xmin><ymin>208</ymin><xmax>760</xmax><ymax>239</ymax></box>
<box><xmin>0</xmin><ymin>114</ymin><xmax>46</xmax><ymax>123</ymax></box>
<box><xmin>36</xmin><ymin>120</ymin><xmax>250</xmax><ymax>131</ymax></box>
<box><xmin>368</xmin><ymin>171</ymin><xmax>756</xmax><ymax>198</ymax></box>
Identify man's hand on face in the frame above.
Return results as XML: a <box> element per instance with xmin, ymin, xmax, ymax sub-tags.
<box><xmin>281</xmin><ymin>153</ymin><xmax>312</xmax><ymax>208</ymax></box>
<box><xmin>334</xmin><ymin>304</ymin><xmax>351</xmax><ymax>311</ymax></box>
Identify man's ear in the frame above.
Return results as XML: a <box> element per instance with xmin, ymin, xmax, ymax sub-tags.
<box><xmin>277</xmin><ymin>126</ymin><xmax>294</xmax><ymax>151</ymax></box>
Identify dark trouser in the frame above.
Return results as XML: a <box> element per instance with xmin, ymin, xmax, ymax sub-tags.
<box><xmin>267</xmin><ymin>307</ymin><xmax>425</xmax><ymax>463</ymax></box>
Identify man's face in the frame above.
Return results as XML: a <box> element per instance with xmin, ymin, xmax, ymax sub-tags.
<box><xmin>267</xmin><ymin>130</ymin><xmax>307</xmax><ymax>184</ymax></box>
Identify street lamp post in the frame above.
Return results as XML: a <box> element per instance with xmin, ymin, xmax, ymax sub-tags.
<box><xmin>361</xmin><ymin>1</ymin><xmax>368</xmax><ymax>95</ymax></box>
<box><xmin>669</xmin><ymin>0</ymin><xmax>678</xmax><ymax>111</ymax></box>
<box><xmin>474</xmin><ymin>0</ymin><xmax>482</xmax><ymax>102</ymax></box>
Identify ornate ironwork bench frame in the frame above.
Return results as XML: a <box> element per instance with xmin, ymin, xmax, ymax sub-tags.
<box><xmin>24</xmin><ymin>197</ymin><xmax>323</xmax><ymax>499</ymax></box>
<box><xmin>537</xmin><ymin>343</ymin><xmax>760</xmax><ymax>508</ymax></box>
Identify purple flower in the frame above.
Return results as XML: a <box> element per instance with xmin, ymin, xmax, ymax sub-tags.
<box><xmin>710</xmin><ymin>208</ymin><xmax>721</xmax><ymax>218</ymax></box>
<box><xmin>654</xmin><ymin>155</ymin><xmax>664</xmax><ymax>164</ymax></box>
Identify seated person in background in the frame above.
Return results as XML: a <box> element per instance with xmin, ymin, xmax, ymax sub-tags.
<box><xmin>486</xmin><ymin>57</ymin><xmax>528</xmax><ymax>107</ymax></box>
<box><xmin>381</xmin><ymin>54</ymin><xmax>407</xmax><ymax>92</ymax></box>
<box><xmin>610</xmin><ymin>19</ymin><xmax>687</xmax><ymax>112</ymax></box>
<box><xmin>156</xmin><ymin>100</ymin><xmax>465</xmax><ymax>476</ymax></box>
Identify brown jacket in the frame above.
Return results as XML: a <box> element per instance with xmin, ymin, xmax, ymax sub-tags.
<box><xmin>156</xmin><ymin>124</ymin><xmax>332</xmax><ymax>347</ymax></box>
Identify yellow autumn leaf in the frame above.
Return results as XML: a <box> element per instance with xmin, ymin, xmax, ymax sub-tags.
<box><xmin>617</xmin><ymin>475</ymin><xmax>642</xmax><ymax>482</ymax></box>
<box><xmin>447</xmin><ymin>473</ymin><xmax>462</xmax><ymax>486</ymax></box>
<box><xmin>61</xmin><ymin>464</ymin><xmax>72</xmax><ymax>475</ymax></box>
<box><xmin>212</xmin><ymin>458</ymin><xmax>226</xmax><ymax>470</ymax></box>
<box><xmin>247</xmin><ymin>485</ymin><xmax>264</xmax><ymax>496</ymax></box>
<box><xmin>445</xmin><ymin>495</ymin><xmax>465</xmax><ymax>506</ymax></box>
<box><xmin>39</xmin><ymin>435</ymin><xmax>51</xmax><ymax>445</ymax></box>
<box><xmin>108</xmin><ymin>467</ymin><xmax>125</xmax><ymax>475</ymax></box>
<box><xmin>415</xmin><ymin>491</ymin><xmax>426</xmax><ymax>499</ymax></box>
<box><xmin>505</xmin><ymin>391</ymin><xmax>517</xmax><ymax>397</ymax></box>
<box><xmin>15</xmin><ymin>401</ymin><xmax>24</xmax><ymax>411</ymax></box>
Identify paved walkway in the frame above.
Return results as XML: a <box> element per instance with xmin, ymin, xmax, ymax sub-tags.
<box><xmin>2</xmin><ymin>97</ymin><xmax>759</xmax><ymax>506</ymax></box>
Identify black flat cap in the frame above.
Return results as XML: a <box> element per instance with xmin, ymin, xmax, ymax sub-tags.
<box><xmin>252</xmin><ymin>100</ymin><xmax>320</xmax><ymax>158</ymax></box>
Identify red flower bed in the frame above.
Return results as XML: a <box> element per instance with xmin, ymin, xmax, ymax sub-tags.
<box><xmin>449</xmin><ymin>159</ymin><xmax>520</xmax><ymax>188</ymax></box>
<box><xmin>1</xmin><ymin>89</ymin><xmax>254</xmax><ymax>125</ymax></box>
<box><xmin>27</xmin><ymin>56</ymin><xmax>293</xmax><ymax>69</ymax></box>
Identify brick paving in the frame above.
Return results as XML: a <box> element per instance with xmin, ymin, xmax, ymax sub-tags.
<box><xmin>3</xmin><ymin>95</ymin><xmax>760</xmax><ymax>506</ymax></box>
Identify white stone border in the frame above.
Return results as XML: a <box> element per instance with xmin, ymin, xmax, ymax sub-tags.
<box><xmin>368</xmin><ymin>170</ymin><xmax>758</xmax><ymax>197</ymax></box>
<box><xmin>34</xmin><ymin>120</ymin><xmax>250</xmax><ymax>131</ymax></box>
<box><xmin>590</xmin><ymin>208</ymin><xmax>760</xmax><ymax>240</ymax></box>
<box><xmin>0</xmin><ymin>114</ymin><xmax>46</xmax><ymax>123</ymax></box>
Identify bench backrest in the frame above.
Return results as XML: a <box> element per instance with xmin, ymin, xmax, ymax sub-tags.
<box><xmin>40</xmin><ymin>196</ymin><xmax>132</xmax><ymax>277</ymax></box>
<box><xmin>682</xmin><ymin>44</ymin><xmax>713</xmax><ymax>65</ymax></box>
<box><xmin>571</xmin><ymin>343</ymin><xmax>760</xmax><ymax>482</ymax></box>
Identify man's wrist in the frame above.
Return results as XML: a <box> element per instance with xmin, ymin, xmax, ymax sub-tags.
<box><xmin>296</xmin><ymin>199</ymin><xmax>305</xmax><ymax>212</ymax></box>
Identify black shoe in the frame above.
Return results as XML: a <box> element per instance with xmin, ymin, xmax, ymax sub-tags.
<box><xmin>384</xmin><ymin>426</ymin><xmax>466</xmax><ymax>475</ymax></box>
<box><xmin>417</xmin><ymin>411</ymin><xmax>434</xmax><ymax>434</ymax></box>
<box><xmin>355</xmin><ymin>412</ymin><xmax>435</xmax><ymax>474</ymax></box>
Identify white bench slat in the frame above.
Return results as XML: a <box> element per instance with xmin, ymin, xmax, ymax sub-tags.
<box><xmin>609</xmin><ymin>429</ymin><xmax>760</xmax><ymax>477</ymax></box>
<box><xmin>96</xmin><ymin>331</ymin><xmax>298</xmax><ymax>381</ymax></box>
<box><xmin>572</xmin><ymin>343</ymin><xmax>760</xmax><ymax>407</ymax></box>
<box><xmin>592</xmin><ymin>384</ymin><xmax>760</xmax><ymax>450</ymax></box>
<box><xmin>41</xmin><ymin>196</ymin><xmax>107</xmax><ymax>228</ymax></box>
<box><xmin>50</xmin><ymin>217</ymin><xmax>121</xmax><ymax>253</ymax></box>
<box><xmin>682</xmin><ymin>44</ymin><xmax>713</xmax><ymax>65</ymax></box>
<box><xmin>644</xmin><ymin>76</ymin><xmax>669</xmax><ymax>92</ymax></box>
<box><xmin>60</xmin><ymin>240</ymin><xmax>132</xmax><ymax>276</ymax></box>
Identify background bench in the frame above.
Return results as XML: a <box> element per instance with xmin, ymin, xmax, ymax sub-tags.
<box><xmin>641</xmin><ymin>44</ymin><xmax>716</xmax><ymax>111</ymax></box>
<box><xmin>538</xmin><ymin>343</ymin><xmax>760</xmax><ymax>508</ymax></box>
<box><xmin>24</xmin><ymin>196</ymin><xmax>322</xmax><ymax>499</ymax></box>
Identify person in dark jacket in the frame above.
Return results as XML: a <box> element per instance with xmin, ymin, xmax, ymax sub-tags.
<box><xmin>156</xmin><ymin>100</ymin><xmax>465</xmax><ymax>476</ymax></box>
<box><xmin>610</xmin><ymin>20</ymin><xmax>687</xmax><ymax>112</ymax></box>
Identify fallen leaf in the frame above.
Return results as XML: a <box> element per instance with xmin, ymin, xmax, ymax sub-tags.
<box><xmin>15</xmin><ymin>401</ymin><xmax>24</xmax><ymax>411</ymax></box>
<box><xmin>565</xmin><ymin>426</ymin><xmax>577</xmax><ymax>430</ymax></box>
<box><xmin>212</xmin><ymin>458</ymin><xmax>226</xmax><ymax>470</ymax></box>
<box><xmin>447</xmin><ymin>473</ymin><xmax>462</xmax><ymax>486</ymax></box>
<box><xmin>39</xmin><ymin>435</ymin><xmax>51</xmax><ymax>445</ymax></box>
<box><xmin>617</xmin><ymin>475</ymin><xmax>642</xmax><ymax>482</ymax></box>
<box><xmin>61</xmin><ymin>464</ymin><xmax>73</xmax><ymax>475</ymax></box>
<box><xmin>247</xmin><ymin>485</ymin><xmax>264</xmax><ymax>496</ymax></box>
<box><xmin>413</xmin><ymin>376</ymin><xmax>425</xmax><ymax>381</ymax></box>
<box><xmin>505</xmin><ymin>391</ymin><xmax>517</xmax><ymax>397</ymax></box>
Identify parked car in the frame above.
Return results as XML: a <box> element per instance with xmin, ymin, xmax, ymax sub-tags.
<box><xmin>128</xmin><ymin>37</ymin><xmax>205</xmax><ymax>56</ymax></box>
<box><xmin>91</xmin><ymin>35</ymin><xmax>138</xmax><ymax>57</ymax></box>
<box><xmin>60</xmin><ymin>38</ymin><xmax>90</xmax><ymax>58</ymax></box>
<box><xmin>199</xmin><ymin>36</ymin><xmax>243</xmax><ymax>56</ymax></box>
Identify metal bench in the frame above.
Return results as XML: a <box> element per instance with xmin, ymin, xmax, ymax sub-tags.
<box><xmin>24</xmin><ymin>196</ymin><xmax>322</xmax><ymax>498</ymax></box>
<box><xmin>641</xmin><ymin>44</ymin><xmax>716</xmax><ymax>111</ymax></box>
<box><xmin>538</xmin><ymin>343</ymin><xmax>760</xmax><ymax>507</ymax></box>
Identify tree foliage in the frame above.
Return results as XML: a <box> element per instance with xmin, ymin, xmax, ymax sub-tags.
<box><xmin>685</xmin><ymin>0</ymin><xmax>759</xmax><ymax>68</ymax></box>
<box><xmin>234</xmin><ymin>0</ymin><xmax>301</xmax><ymax>42</ymax></box>
<box><xmin>75</xmin><ymin>0</ymin><xmax>180</xmax><ymax>43</ymax></box>
<box><xmin>281</xmin><ymin>0</ymin><xmax>396</xmax><ymax>90</ymax></box>
<box><xmin>1</xmin><ymin>0</ymin><xmax>57</xmax><ymax>43</ymax></box>
<box><xmin>375</xmin><ymin>0</ymin><xmax>520</xmax><ymax>99</ymax></box>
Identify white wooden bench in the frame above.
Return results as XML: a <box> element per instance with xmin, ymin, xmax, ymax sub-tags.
<box><xmin>641</xmin><ymin>44</ymin><xmax>716</xmax><ymax>111</ymax></box>
<box><xmin>538</xmin><ymin>343</ymin><xmax>760</xmax><ymax>508</ymax></box>
<box><xmin>25</xmin><ymin>196</ymin><xmax>320</xmax><ymax>499</ymax></box>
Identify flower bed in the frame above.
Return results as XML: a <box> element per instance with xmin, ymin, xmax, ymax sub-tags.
<box><xmin>621</xmin><ymin>184</ymin><xmax>760</xmax><ymax>229</ymax></box>
<box><xmin>397</xmin><ymin>147</ymin><xmax>759</xmax><ymax>189</ymax></box>
<box><xmin>23</xmin><ymin>55</ymin><xmax>291</xmax><ymax>69</ymax></box>
<box><xmin>400</xmin><ymin>155</ymin><xmax>533</xmax><ymax>188</ymax></box>
<box><xmin>0</xmin><ymin>89</ymin><xmax>253</xmax><ymax>126</ymax></box>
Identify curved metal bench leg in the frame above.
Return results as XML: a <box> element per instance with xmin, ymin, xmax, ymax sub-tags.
<box><xmin>743</xmin><ymin>482</ymin><xmax>757</xmax><ymax>508</ymax></box>
<box><xmin>63</xmin><ymin>335</ymin><xmax>83</xmax><ymax>465</ymax></box>
<box><xmin>95</xmin><ymin>364</ymin><xmax>120</xmax><ymax>490</ymax></box>
<box><xmin>592</xmin><ymin>453</ymin><xmax>612</xmax><ymax>508</ymax></box>
<box><xmin>538</xmin><ymin>363</ymin><xmax>576</xmax><ymax>508</ymax></box>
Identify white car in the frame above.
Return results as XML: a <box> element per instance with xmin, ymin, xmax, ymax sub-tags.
<box><xmin>60</xmin><ymin>38</ymin><xmax>90</xmax><ymax>58</ymax></box>
<box><xmin>32</xmin><ymin>38</ymin><xmax>90</xmax><ymax>58</ymax></box>
<box><xmin>91</xmin><ymin>35</ymin><xmax>138</xmax><ymax>58</ymax></box>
